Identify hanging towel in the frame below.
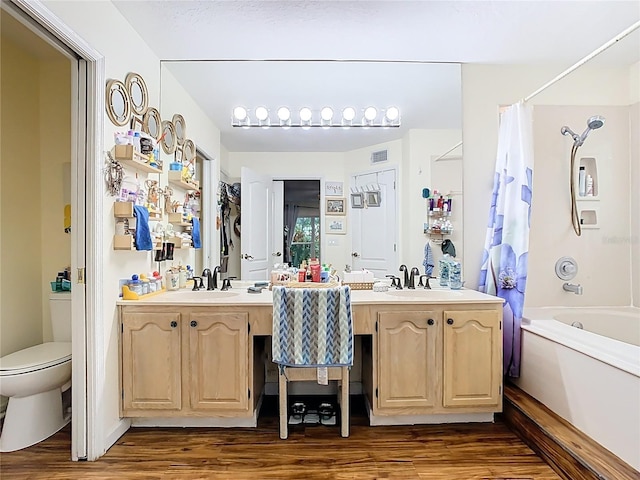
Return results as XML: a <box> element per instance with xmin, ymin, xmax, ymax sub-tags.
<box><xmin>272</xmin><ymin>286</ymin><xmax>353</xmax><ymax>368</ymax></box>
<box><xmin>191</xmin><ymin>217</ymin><xmax>201</xmax><ymax>249</ymax></box>
<box><xmin>423</xmin><ymin>241</ymin><xmax>435</xmax><ymax>276</ymax></box>
<box><xmin>132</xmin><ymin>205</ymin><xmax>153</xmax><ymax>250</ymax></box>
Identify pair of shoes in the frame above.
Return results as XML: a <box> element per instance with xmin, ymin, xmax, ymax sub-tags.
<box><xmin>303</xmin><ymin>408</ymin><xmax>320</xmax><ymax>425</ymax></box>
<box><xmin>319</xmin><ymin>402</ymin><xmax>336</xmax><ymax>426</ymax></box>
<box><xmin>289</xmin><ymin>402</ymin><xmax>305</xmax><ymax>425</ymax></box>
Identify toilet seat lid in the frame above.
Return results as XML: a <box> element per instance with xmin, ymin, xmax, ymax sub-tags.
<box><xmin>0</xmin><ymin>342</ymin><xmax>71</xmax><ymax>374</ymax></box>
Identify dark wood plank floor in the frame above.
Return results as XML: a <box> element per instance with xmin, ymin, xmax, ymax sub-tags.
<box><xmin>1</xmin><ymin>396</ymin><xmax>561</xmax><ymax>480</ymax></box>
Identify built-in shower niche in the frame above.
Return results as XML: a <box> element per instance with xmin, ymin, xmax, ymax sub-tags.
<box><xmin>579</xmin><ymin>157</ymin><xmax>599</xmax><ymax>197</ymax></box>
<box><xmin>580</xmin><ymin>208</ymin><xmax>598</xmax><ymax>229</ymax></box>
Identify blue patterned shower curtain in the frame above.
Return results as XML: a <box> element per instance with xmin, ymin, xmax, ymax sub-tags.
<box><xmin>479</xmin><ymin>102</ymin><xmax>534</xmax><ymax>378</ymax></box>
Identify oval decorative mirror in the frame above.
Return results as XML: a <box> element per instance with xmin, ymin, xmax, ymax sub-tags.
<box><xmin>125</xmin><ymin>72</ymin><xmax>148</xmax><ymax>116</ymax></box>
<box><xmin>172</xmin><ymin>114</ymin><xmax>186</xmax><ymax>146</ymax></box>
<box><xmin>105</xmin><ymin>79</ymin><xmax>131</xmax><ymax>126</ymax></box>
<box><xmin>161</xmin><ymin>120</ymin><xmax>177</xmax><ymax>154</ymax></box>
<box><xmin>183</xmin><ymin>139</ymin><xmax>196</xmax><ymax>164</ymax></box>
<box><xmin>142</xmin><ymin>107</ymin><xmax>161</xmax><ymax>139</ymax></box>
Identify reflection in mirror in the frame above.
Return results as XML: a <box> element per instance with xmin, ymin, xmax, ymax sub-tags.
<box><xmin>161</xmin><ymin>61</ymin><xmax>462</xmax><ymax>278</ymax></box>
<box><xmin>105</xmin><ymin>79</ymin><xmax>130</xmax><ymax>126</ymax></box>
<box><xmin>143</xmin><ymin>107</ymin><xmax>161</xmax><ymax>139</ymax></box>
<box><xmin>183</xmin><ymin>139</ymin><xmax>196</xmax><ymax>163</ymax></box>
<box><xmin>283</xmin><ymin>180</ymin><xmax>321</xmax><ymax>268</ymax></box>
<box><xmin>161</xmin><ymin>120</ymin><xmax>177</xmax><ymax>154</ymax></box>
<box><xmin>125</xmin><ymin>72</ymin><xmax>148</xmax><ymax>116</ymax></box>
<box><xmin>172</xmin><ymin>114</ymin><xmax>186</xmax><ymax>146</ymax></box>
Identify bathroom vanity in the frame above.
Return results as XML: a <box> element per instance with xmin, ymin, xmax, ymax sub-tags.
<box><xmin>117</xmin><ymin>287</ymin><xmax>504</xmax><ymax>426</ymax></box>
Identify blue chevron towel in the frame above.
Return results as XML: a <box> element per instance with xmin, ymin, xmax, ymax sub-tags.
<box><xmin>272</xmin><ymin>286</ymin><xmax>353</xmax><ymax>367</ymax></box>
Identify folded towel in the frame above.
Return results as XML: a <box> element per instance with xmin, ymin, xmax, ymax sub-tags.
<box><xmin>423</xmin><ymin>241</ymin><xmax>434</xmax><ymax>276</ymax></box>
<box><xmin>191</xmin><ymin>217</ymin><xmax>201</xmax><ymax>249</ymax></box>
<box><xmin>133</xmin><ymin>205</ymin><xmax>153</xmax><ymax>250</ymax></box>
<box><xmin>272</xmin><ymin>286</ymin><xmax>353</xmax><ymax>368</ymax></box>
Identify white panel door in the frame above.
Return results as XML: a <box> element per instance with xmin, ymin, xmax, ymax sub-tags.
<box><xmin>271</xmin><ymin>180</ymin><xmax>285</xmax><ymax>269</ymax></box>
<box><xmin>350</xmin><ymin>169</ymin><xmax>397</xmax><ymax>278</ymax></box>
<box><xmin>241</xmin><ymin>167</ymin><xmax>272</xmax><ymax>280</ymax></box>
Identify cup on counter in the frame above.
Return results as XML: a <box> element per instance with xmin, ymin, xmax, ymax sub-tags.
<box><xmin>166</xmin><ymin>271</ymin><xmax>179</xmax><ymax>291</ymax></box>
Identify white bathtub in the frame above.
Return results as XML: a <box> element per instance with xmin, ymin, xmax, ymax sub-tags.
<box><xmin>514</xmin><ymin>306</ymin><xmax>640</xmax><ymax>471</ymax></box>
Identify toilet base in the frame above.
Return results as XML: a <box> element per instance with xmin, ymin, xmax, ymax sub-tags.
<box><xmin>0</xmin><ymin>388</ymin><xmax>70</xmax><ymax>452</ymax></box>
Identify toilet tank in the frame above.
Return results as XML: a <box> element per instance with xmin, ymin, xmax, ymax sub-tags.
<box><xmin>49</xmin><ymin>292</ymin><xmax>71</xmax><ymax>342</ymax></box>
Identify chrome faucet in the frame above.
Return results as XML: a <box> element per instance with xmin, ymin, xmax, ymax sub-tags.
<box><xmin>563</xmin><ymin>282</ymin><xmax>583</xmax><ymax>295</ymax></box>
<box><xmin>408</xmin><ymin>267</ymin><xmax>420</xmax><ymax>289</ymax></box>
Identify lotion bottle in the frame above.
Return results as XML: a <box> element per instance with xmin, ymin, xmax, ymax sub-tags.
<box><xmin>586</xmin><ymin>174</ymin><xmax>594</xmax><ymax>196</ymax></box>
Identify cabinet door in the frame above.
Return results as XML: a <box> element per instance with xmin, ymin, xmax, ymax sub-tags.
<box><xmin>122</xmin><ymin>312</ymin><xmax>182</xmax><ymax>412</ymax></box>
<box><xmin>377</xmin><ymin>310</ymin><xmax>439</xmax><ymax>410</ymax></box>
<box><xmin>443</xmin><ymin>310</ymin><xmax>502</xmax><ymax>407</ymax></box>
<box><xmin>188</xmin><ymin>311</ymin><xmax>249</xmax><ymax>411</ymax></box>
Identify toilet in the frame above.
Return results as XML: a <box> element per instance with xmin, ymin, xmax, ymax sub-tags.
<box><xmin>0</xmin><ymin>292</ymin><xmax>72</xmax><ymax>452</ymax></box>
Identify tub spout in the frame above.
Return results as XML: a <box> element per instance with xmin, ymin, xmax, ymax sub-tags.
<box><xmin>563</xmin><ymin>282</ymin><xmax>583</xmax><ymax>295</ymax></box>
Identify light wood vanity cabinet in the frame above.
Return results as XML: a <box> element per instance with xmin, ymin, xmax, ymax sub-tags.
<box><xmin>120</xmin><ymin>307</ymin><xmax>253</xmax><ymax>417</ymax></box>
<box><xmin>371</xmin><ymin>304</ymin><xmax>502</xmax><ymax>417</ymax></box>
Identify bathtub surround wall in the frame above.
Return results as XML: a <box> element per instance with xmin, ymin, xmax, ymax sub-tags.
<box><xmin>631</xmin><ymin>101</ymin><xmax>639</xmax><ymax>307</ymax></box>
<box><xmin>527</xmin><ymin>105</ymin><xmax>632</xmax><ymax>306</ymax></box>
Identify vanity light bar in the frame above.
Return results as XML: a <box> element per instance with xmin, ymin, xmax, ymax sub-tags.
<box><xmin>231</xmin><ymin>106</ymin><xmax>401</xmax><ymax>128</ymax></box>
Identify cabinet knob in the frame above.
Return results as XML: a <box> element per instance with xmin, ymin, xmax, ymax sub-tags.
<box><xmin>447</xmin><ymin>318</ymin><xmax>454</xmax><ymax>325</ymax></box>
<box><xmin>170</xmin><ymin>321</ymin><xmax>177</xmax><ymax>328</ymax></box>
<box><xmin>190</xmin><ymin>320</ymin><xmax>198</xmax><ymax>327</ymax></box>
<box><xmin>427</xmin><ymin>318</ymin><xmax>434</xmax><ymax>326</ymax></box>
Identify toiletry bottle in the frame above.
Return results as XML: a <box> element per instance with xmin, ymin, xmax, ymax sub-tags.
<box><xmin>586</xmin><ymin>174</ymin><xmax>594</xmax><ymax>196</ymax></box>
<box><xmin>578</xmin><ymin>166</ymin><xmax>586</xmax><ymax>196</ymax></box>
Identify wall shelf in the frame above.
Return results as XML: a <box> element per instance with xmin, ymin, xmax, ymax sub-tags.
<box><xmin>112</xmin><ymin>145</ymin><xmax>162</xmax><ymax>174</ymax></box>
<box><xmin>168</xmin><ymin>171</ymin><xmax>200</xmax><ymax>191</ymax></box>
<box><xmin>168</xmin><ymin>212</ymin><xmax>196</xmax><ymax>227</ymax></box>
<box><xmin>114</xmin><ymin>201</ymin><xmax>162</xmax><ymax>220</ymax></box>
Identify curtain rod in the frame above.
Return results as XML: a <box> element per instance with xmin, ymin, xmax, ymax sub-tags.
<box><xmin>433</xmin><ymin>141</ymin><xmax>463</xmax><ymax>162</ymax></box>
<box><xmin>522</xmin><ymin>20</ymin><xmax>640</xmax><ymax>103</ymax></box>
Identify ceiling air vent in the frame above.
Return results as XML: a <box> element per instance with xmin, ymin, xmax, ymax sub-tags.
<box><xmin>370</xmin><ymin>149</ymin><xmax>388</xmax><ymax>164</ymax></box>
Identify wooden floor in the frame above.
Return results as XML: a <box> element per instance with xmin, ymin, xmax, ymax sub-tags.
<box><xmin>1</xmin><ymin>396</ymin><xmax>561</xmax><ymax>480</ymax></box>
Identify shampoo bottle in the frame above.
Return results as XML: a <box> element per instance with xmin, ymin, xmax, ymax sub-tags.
<box><xmin>578</xmin><ymin>166</ymin><xmax>586</xmax><ymax>196</ymax></box>
<box><xmin>586</xmin><ymin>174</ymin><xmax>594</xmax><ymax>196</ymax></box>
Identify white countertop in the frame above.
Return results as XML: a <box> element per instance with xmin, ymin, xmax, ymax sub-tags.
<box><xmin>117</xmin><ymin>283</ymin><xmax>503</xmax><ymax>307</ymax></box>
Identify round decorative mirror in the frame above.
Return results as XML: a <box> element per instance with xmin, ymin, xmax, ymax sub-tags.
<box><xmin>161</xmin><ymin>120</ymin><xmax>177</xmax><ymax>154</ymax></box>
<box><xmin>125</xmin><ymin>72</ymin><xmax>148</xmax><ymax>116</ymax></box>
<box><xmin>183</xmin><ymin>139</ymin><xmax>196</xmax><ymax>163</ymax></box>
<box><xmin>105</xmin><ymin>79</ymin><xmax>131</xmax><ymax>126</ymax></box>
<box><xmin>172</xmin><ymin>114</ymin><xmax>186</xmax><ymax>146</ymax></box>
<box><xmin>142</xmin><ymin>107</ymin><xmax>161</xmax><ymax>139</ymax></box>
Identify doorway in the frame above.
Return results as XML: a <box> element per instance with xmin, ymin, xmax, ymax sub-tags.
<box><xmin>282</xmin><ymin>180</ymin><xmax>321</xmax><ymax>269</ymax></box>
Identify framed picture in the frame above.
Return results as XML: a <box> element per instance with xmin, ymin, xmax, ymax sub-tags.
<box><xmin>350</xmin><ymin>192</ymin><xmax>364</xmax><ymax>208</ymax></box>
<box><xmin>326</xmin><ymin>216</ymin><xmax>347</xmax><ymax>234</ymax></box>
<box><xmin>325</xmin><ymin>181</ymin><xmax>344</xmax><ymax>197</ymax></box>
<box><xmin>366</xmin><ymin>191</ymin><xmax>381</xmax><ymax>207</ymax></box>
<box><xmin>326</xmin><ymin>197</ymin><xmax>346</xmax><ymax>215</ymax></box>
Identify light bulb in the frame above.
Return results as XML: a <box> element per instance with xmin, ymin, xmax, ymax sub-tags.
<box><xmin>299</xmin><ymin>107</ymin><xmax>312</xmax><ymax>122</ymax></box>
<box><xmin>342</xmin><ymin>107</ymin><xmax>356</xmax><ymax>122</ymax></box>
<box><xmin>385</xmin><ymin>106</ymin><xmax>399</xmax><ymax>121</ymax></box>
<box><xmin>277</xmin><ymin>106</ymin><xmax>291</xmax><ymax>121</ymax></box>
<box><xmin>233</xmin><ymin>106</ymin><xmax>247</xmax><ymax>121</ymax></box>
<box><xmin>321</xmin><ymin>107</ymin><xmax>333</xmax><ymax>121</ymax></box>
<box><xmin>255</xmin><ymin>106</ymin><xmax>269</xmax><ymax>121</ymax></box>
<box><xmin>364</xmin><ymin>106</ymin><xmax>377</xmax><ymax>121</ymax></box>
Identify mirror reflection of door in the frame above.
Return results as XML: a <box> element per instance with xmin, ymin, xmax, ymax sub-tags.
<box><xmin>351</xmin><ymin>168</ymin><xmax>398</xmax><ymax>277</ymax></box>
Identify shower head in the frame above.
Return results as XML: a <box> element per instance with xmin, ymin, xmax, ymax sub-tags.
<box><xmin>587</xmin><ymin>115</ymin><xmax>605</xmax><ymax>130</ymax></box>
<box><xmin>561</xmin><ymin>115</ymin><xmax>605</xmax><ymax>147</ymax></box>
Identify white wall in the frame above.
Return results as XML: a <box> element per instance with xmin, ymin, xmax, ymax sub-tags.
<box><xmin>42</xmin><ymin>0</ymin><xmax>222</xmax><ymax>448</ymax></box>
<box><xmin>461</xmin><ymin>65</ymin><xmax>635</xmax><ymax>307</ymax></box>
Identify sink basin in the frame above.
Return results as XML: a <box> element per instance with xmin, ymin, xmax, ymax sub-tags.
<box><xmin>385</xmin><ymin>289</ymin><xmax>462</xmax><ymax>298</ymax></box>
<box><xmin>163</xmin><ymin>290</ymin><xmax>240</xmax><ymax>301</ymax></box>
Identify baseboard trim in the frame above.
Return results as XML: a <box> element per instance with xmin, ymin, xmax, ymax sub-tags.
<box><xmin>503</xmin><ymin>383</ymin><xmax>638</xmax><ymax>480</ymax></box>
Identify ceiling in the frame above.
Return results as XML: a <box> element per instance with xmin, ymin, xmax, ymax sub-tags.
<box><xmin>113</xmin><ymin>1</ymin><xmax>640</xmax><ymax>153</ymax></box>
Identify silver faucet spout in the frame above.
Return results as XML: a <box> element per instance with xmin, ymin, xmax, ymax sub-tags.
<box><xmin>563</xmin><ymin>282</ymin><xmax>583</xmax><ymax>295</ymax></box>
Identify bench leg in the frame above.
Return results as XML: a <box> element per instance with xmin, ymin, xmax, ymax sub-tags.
<box><xmin>279</xmin><ymin>369</ymin><xmax>288</xmax><ymax>439</ymax></box>
<box><xmin>340</xmin><ymin>366</ymin><xmax>349</xmax><ymax>438</ymax></box>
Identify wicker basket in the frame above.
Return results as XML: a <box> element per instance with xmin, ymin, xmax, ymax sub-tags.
<box><xmin>342</xmin><ymin>282</ymin><xmax>375</xmax><ymax>290</ymax></box>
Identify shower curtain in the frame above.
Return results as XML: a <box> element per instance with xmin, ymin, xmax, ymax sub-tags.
<box><xmin>284</xmin><ymin>204</ymin><xmax>299</xmax><ymax>265</ymax></box>
<box><xmin>478</xmin><ymin>102</ymin><xmax>534</xmax><ymax>378</ymax></box>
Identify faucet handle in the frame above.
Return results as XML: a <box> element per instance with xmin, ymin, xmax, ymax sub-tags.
<box><xmin>419</xmin><ymin>274</ymin><xmax>432</xmax><ymax>289</ymax></box>
<box><xmin>221</xmin><ymin>278</ymin><xmax>233</xmax><ymax>291</ymax></box>
<box><xmin>192</xmin><ymin>276</ymin><xmax>202</xmax><ymax>291</ymax></box>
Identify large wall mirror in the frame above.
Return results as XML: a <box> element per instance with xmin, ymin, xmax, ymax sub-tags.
<box><xmin>161</xmin><ymin>61</ymin><xmax>462</xmax><ymax>279</ymax></box>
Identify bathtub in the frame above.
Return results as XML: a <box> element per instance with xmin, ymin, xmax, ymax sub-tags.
<box><xmin>514</xmin><ymin>306</ymin><xmax>640</xmax><ymax>471</ymax></box>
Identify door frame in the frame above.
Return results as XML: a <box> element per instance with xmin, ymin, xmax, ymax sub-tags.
<box><xmin>10</xmin><ymin>0</ymin><xmax>105</xmax><ymax>461</ymax></box>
